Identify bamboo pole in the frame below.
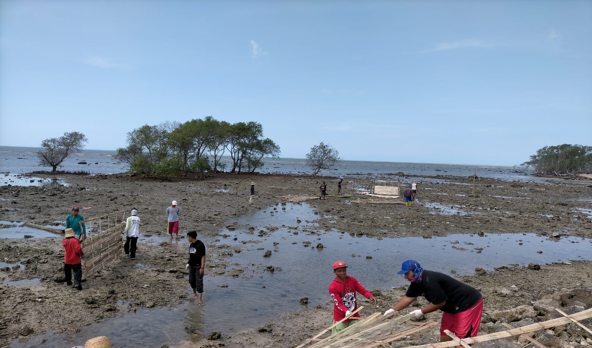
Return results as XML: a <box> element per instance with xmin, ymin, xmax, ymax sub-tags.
<box><xmin>501</xmin><ymin>323</ymin><xmax>547</xmax><ymax>348</ymax></box>
<box><xmin>23</xmin><ymin>222</ymin><xmax>63</xmax><ymax>235</ymax></box>
<box><xmin>294</xmin><ymin>306</ymin><xmax>365</xmax><ymax>348</ymax></box>
<box><xmin>359</xmin><ymin>321</ymin><xmax>438</xmax><ymax>348</ymax></box>
<box><xmin>406</xmin><ymin>308</ymin><xmax>592</xmax><ymax>348</ymax></box>
<box><xmin>555</xmin><ymin>308</ymin><xmax>592</xmax><ymax>336</ymax></box>
<box><xmin>443</xmin><ymin>330</ymin><xmax>471</xmax><ymax>348</ymax></box>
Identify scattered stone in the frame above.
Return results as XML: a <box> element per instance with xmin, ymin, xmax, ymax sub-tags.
<box><xmin>475</xmin><ymin>267</ymin><xmax>487</xmax><ymax>276</ymax></box>
<box><xmin>366</xmin><ymin>256</ymin><xmax>373</xmax><ymax>260</ymax></box>
<box><xmin>263</xmin><ymin>250</ymin><xmax>272</xmax><ymax>258</ymax></box>
<box><xmin>18</xmin><ymin>326</ymin><xmax>34</xmax><ymax>336</ymax></box>
<box><xmin>528</xmin><ymin>263</ymin><xmax>541</xmax><ymax>270</ymax></box>
<box><xmin>258</xmin><ymin>325</ymin><xmax>273</xmax><ymax>333</ymax></box>
<box><xmin>23</xmin><ymin>235</ymin><xmax>34</xmax><ymax>239</ymax></box>
<box><xmin>208</xmin><ymin>332</ymin><xmax>222</xmax><ymax>340</ymax></box>
<box><xmin>266</xmin><ymin>266</ymin><xmax>275</xmax><ymax>273</ymax></box>
<box><xmin>299</xmin><ymin>297</ymin><xmax>309</xmax><ymax>305</ymax></box>
<box><xmin>488</xmin><ymin>305</ymin><xmax>537</xmax><ymax>323</ymax></box>
<box><xmin>316</xmin><ymin>243</ymin><xmax>324</xmax><ymax>249</ymax></box>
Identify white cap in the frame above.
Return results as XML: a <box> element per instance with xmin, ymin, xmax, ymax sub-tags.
<box><xmin>172</xmin><ymin>200</ymin><xmax>177</xmax><ymax>206</ymax></box>
<box><xmin>131</xmin><ymin>209</ymin><xmax>138</xmax><ymax>216</ymax></box>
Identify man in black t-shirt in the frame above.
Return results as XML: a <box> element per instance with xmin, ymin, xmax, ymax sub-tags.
<box><xmin>383</xmin><ymin>260</ymin><xmax>483</xmax><ymax>342</ymax></box>
<box><xmin>185</xmin><ymin>231</ymin><xmax>206</xmax><ymax>304</ymax></box>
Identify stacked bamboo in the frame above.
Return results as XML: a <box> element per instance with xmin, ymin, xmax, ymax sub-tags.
<box><xmin>298</xmin><ymin>310</ymin><xmax>437</xmax><ymax>348</ymax></box>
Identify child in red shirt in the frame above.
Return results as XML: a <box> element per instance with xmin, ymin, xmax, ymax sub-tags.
<box><xmin>63</xmin><ymin>228</ymin><xmax>84</xmax><ymax>290</ymax></box>
<box><xmin>328</xmin><ymin>260</ymin><xmax>375</xmax><ymax>334</ymax></box>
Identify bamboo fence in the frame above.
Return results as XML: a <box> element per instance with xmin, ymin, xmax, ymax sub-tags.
<box><xmin>82</xmin><ymin>212</ymin><xmax>127</xmax><ymax>275</ymax></box>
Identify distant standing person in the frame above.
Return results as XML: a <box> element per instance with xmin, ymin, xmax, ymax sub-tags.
<box><xmin>411</xmin><ymin>182</ymin><xmax>418</xmax><ymax>200</ymax></box>
<box><xmin>185</xmin><ymin>231</ymin><xmax>206</xmax><ymax>304</ymax></box>
<box><xmin>320</xmin><ymin>181</ymin><xmax>327</xmax><ymax>200</ymax></box>
<box><xmin>383</xmin><ymin>260</ymin><xmax>483</xmax><ymax>342</ymax></box>
<box><xmin>66</xmin><ymin>206</ymin><xmax>86</xmax><ymax>242</ymax></box>
<box><xmin>329</xmin><ymin>260</ymin><xmax>376</xmax><ymax>334</ymax></box>
<box><xmin>403</xmin><ymin>187</ymin><xmax>414</xmax><ymax>206</ymax></box>
<box><xmin>250</xmin><ymin>181</ymin><xmax>255</xmax><ymax>196</ymax></box>
<box><xmin>63</xmin><ymin>228</ymin><xmax>83</xmax><ymax>290</ymax></box>
<box><xmin>123</xmin><ymin>208</ymin><xmax>140</xmax><ymax>259</ymax></box>
<box><xmin>337</xmin><ymin>178</ymin><xmax>343</xmax><ymax>195</ymax></box>
<box><xmin>166</xmin><ymin>200</ymin><xmax>180</xmax><ymax>240</ymax></box>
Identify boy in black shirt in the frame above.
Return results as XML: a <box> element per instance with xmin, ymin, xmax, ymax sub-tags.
<box><xmin>185</xmin><ymin>231</ymin><xmax>206</xmax><ymax>304</ymax></box>
<box><xmin>383</xmin><ymin>260</ymin><xmax>483</xmax><ymax>342</ymax></box>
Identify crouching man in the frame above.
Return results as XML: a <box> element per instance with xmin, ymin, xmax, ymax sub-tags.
<box><xmin>384</xmin><ymin>260</ymin><xmax>483</xmax><ymax>342</ymax></box>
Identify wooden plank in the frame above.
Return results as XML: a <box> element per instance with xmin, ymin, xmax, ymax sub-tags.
<box><xmin>405</xmin><ymin>308</ymin><xmax>592</xmax><ymax>348</ymax></box>
<box><xmin>23</xmin><ymin>222</ymin><xmax>63</xmax><ymax>235</ymax></box>
<box><xmin>555</xmin><ymin>308</ymin><xmax>592</xmax><ymax>336</ymax></box>
<box><xmin>501</xmin><ymin>323</ymin><xmax>547</xmax><ymax>348</ymax></box>
<box><xmin>295</xmin><ymin>306</ymin><xmax>365</xmax><ymax>348</ymax></box>
<box><xmin>444</xmin><ymin>330</ymin><xmax>471</xmax><ymax>348</ymax></box>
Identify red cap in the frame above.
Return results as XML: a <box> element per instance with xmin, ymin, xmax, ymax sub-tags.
<box><xmin>332</xmin><ymin>260</ymin><xmax>347</xmax><ymax>270</ymax></box>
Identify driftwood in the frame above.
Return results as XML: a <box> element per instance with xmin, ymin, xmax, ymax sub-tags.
<box><xmin>407</xmin><ymin>307</ymin><xmax>592</xmax><ymax>348</ymax></box>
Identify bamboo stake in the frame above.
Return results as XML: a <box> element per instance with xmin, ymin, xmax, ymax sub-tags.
<box><xmin>295</xmin><ymin>306</ymin><xmax>365</xmax><ymax>348</ymax></box>
<box><xmin>360</xmin><ymin>321</ymin><xmax>438</xmax><ymax>348</ymax></box>
<box><xmin>555</xmin><ymin>308</ymin><xmax>592</xmax><ymax>336</ymax></box>
<box><xmin>406</xmin><ymin>308</ymin><xmax>592</xmax><ymax>348</ymax></box>
<box><xmin>501</xmin><ymin>323</ymin><xmax>547</xmax><ymax>348</ymax></box>
<box><xmin>309</xmin><ymin>313</ymin><xmax>384</xmax><ymax>348</ymax></box>
<box><xmin>443</xmin><ymin>330</ymin><xmax>471</xmax><ymax>348</ymax></box>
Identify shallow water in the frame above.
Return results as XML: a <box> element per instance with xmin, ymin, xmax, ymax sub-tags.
<box><xmin>422</xmin><ymin>202</ymin><xmax>471</xmax><ymax>216</ymax></box>
<box><xmin>11</xmin><ymin>203</ymin><xmax>592</xmax><ymax>348</ymax></box>
<box><xmin>0</xmin><ymin>261</ymin><xmax>26</xmax><ymax>271</ymax></box>
<box><xmin>0</xmin><ymin>173</ymin><xmax>68</xmax><ymax>187</ymax></box>
<box><xmin>3</xmin><ymin>278</ymin><xmax>41</xmax><ymax>287</ymax></box>
<box><xmin>0</xmin><ymin>222</ymin><xmax>61</xmax><ymax>239</ymax></box>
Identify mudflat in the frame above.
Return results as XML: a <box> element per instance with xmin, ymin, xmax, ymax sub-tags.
<box><xmin>1</xmin><ymin>173</ymin><xmax>591</xmax><ymax>347</ymax></box>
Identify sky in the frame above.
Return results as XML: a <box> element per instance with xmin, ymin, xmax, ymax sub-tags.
<box><xmin>1</xmin><ymin>0</ymin><xmax>591</xmax><ymax>166</ymax></box>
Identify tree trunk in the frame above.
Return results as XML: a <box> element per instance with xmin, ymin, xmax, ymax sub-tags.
<box><xmin>52</xmin><ymin>165</ymin><xmax>57</xmax><ymax>173</ymax></box>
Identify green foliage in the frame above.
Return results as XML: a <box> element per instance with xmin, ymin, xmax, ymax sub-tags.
<box><xmin>306</xmin><ymin>142</ymin><xmax>340</xmax><ymax>175</ymax></box>
<box><xmin>38</xmin><ymin>131</ymin><xmax>88</xmax><ymax>172</ymax></box>
<box><xmin>524</xmin><ymin>144</ymin><xmax>592</xmax><ymax>175</ymax></box>
<box><xmin>116</xmin><ymin>117</ymin><xmax>280</xmax><ymax>177</ymax></box>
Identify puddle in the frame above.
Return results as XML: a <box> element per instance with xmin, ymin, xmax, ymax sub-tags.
<box><xmin>3</xmin><ymin>278</ymin><xmax>41</xmax><ymax>287</ymax></box>
<box><xmin>422</xmin><ymin>202</ymin><xmax>471</xmax><ymax>216</ymax></box>
<box><xmin>0</xmin><ymin>261</ymin><xmax>25</xmax><ymax>271</ymax></box>
<box><xmin>0</xmin><ymin>222</ymin><xmax>61</xmax><ymax>239</ymax></box>
<box><xmin>0</xmin><ymin>173</ymin><xmax>68</xmax><ymax>187</ymax></box>
<box><xmin>574</xmin><ymin>208</ymin><xmax>592</xmax><ymax>220</ymax></box>
<box><xmin>12</xmin><ymin>203</ymin><xmax>592</xmax><ymax>348</ymax></box>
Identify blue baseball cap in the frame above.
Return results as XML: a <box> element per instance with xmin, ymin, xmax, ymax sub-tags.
<box><xmin>397</xmin><ymin>260</ymin><xmax>421</xmax><ymax>275</ymax></box>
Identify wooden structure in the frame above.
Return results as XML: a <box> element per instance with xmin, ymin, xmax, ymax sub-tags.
<box><xmin>298</xmin><ymin>307</ymin><xmax>592</xmax><ymax>348</ymax></box>
<box><xmin>82</xmin><ymin>212</ymin><xmax>126</xmax><ymax>275</ymax></box>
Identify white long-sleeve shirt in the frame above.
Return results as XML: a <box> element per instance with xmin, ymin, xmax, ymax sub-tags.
<box><xmin>124</xmin><ymin>216</ymin><xmax>141</xmax><ymax>237</ymax></box>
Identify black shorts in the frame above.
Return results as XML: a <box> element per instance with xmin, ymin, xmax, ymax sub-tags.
<box><xmin>189</xmin><ymin>265</ymin><xmax>204</xmax><ymax>293</ymax></box>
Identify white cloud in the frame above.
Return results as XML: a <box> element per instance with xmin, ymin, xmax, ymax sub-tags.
<box><xmin>420</xmin><ymin>39</ymin><xmax>498</xmax><ymax>53</ymax></box>
<box><xmin>85</xmin><ymin>56</ymin><xmax>122</xmax><ymax>69</ymax></box>
<box><xmin>249</xmin><ymin>40</ymin><xmax>267</xmax><ymax>59</ymax></box>
<box><xmin>547</xmin><ymin>29</ymin><xmax>560</xmax><ymax>41</ymax></box>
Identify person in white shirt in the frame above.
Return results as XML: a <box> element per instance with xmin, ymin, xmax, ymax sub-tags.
<box><xmin>123</xmin><ymin>208</ymin><xmax>141</xmax><ymax>259</ymax></box>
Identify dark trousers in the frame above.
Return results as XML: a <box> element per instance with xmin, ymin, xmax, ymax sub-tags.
<box><xmin>64</xmin><ymin>263</ymin><xmax>82</xmax><ymax>287</ymax></box>
<box><xmin>189</xmin><ymin>265</ymin><xmax>204</xmax><ymax>293</ymax></box>
<box><xmin>124</xmin><ymin>237</ymin><xmax>138</xmax><ymax>258</ymax></box>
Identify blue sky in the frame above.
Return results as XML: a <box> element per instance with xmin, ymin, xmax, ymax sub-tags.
<box><xmin>1</xmin><ymin>0</ymin><xmax>591</xmax><ymax>165</ymax></box>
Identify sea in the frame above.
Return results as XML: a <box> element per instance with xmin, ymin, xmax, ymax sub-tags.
<box><xmin>0</xmin><ymin>145</ymin><xmax>546</xmax><ymax>185</ymax></box>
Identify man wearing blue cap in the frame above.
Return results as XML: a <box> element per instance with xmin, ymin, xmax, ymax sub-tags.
<box><xmin>383</xmin><ymin>260</ymin><xmax>483</xmax><ymax>342</ymax></box>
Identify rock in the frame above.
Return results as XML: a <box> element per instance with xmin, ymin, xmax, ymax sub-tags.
<box><xmin>23</xmin><ymin>235</ymin><xmax>34</xmax><ymax>239</ymax></box>
<box><xmin>18</xmin><ymin>326</ymin><xmax>34</xmax><ymax>336</ymax></box>
<box><xmin>258</xmin><ymin>325</ymin><xmax>273</xmax><ymax>333</ymax></box>
<box><xmin>475</xmin><ymin>267</ymin><xmax>487</xmax><ymax>276</ymax></box>
<box><xmin>510</xmin><ymin>285</ymin><xmax>519</xmax><ymax>292</ymax></box>
<box><xmin>528</xmin><ymin>263</ymin><xmax>541</xmax><ymax>270</ymax></box>
<box><xmin>316</xmin><ymin>243</ymin><xmax>324</xmax><ymax>249</ymax></box>
<box><xmin>146</xmin><ymin>301</ymin><xmax>156</xmax><ymax>308</ymax></box>
<box><xmin>299</xmin><ymin>297</ymin><xmax>309</xmax><ymax>305</ymax></box>
<box><xmin>266</xmin><ymin>266</ymin><xmax>275</xmax><ymax>273</ymax></box>
<box><xmin>168</xmin><ymin>269</ymin><xmax>178</xmax><ymax>273</ymax></box>
<box><xmin>208</xmin><ymin>332</ymin><xmax>222</xmax><ymax>340</ymax></box>
<box><xmin>366</xmin><ymin>256</ymin><xmax>373</xmax><ymax>260</ymax></box>
<box><xmin>263</xmin><ymin>250</ymin><xmax>272</xmax><ymax>258</ymax></box>
<box><xmin>489</xmin><ymin>305</ymin><xmax>537</xmax><ymax>323</ymax></box>
<box><xmin>494</xmin><ymin>287</ymin><xmax>512</xmax><ymax>297</ymax></box>
<box><xmin>551</xmin><ymin>232</ymin><xmax>561</xmax><ymax>239</ymax></box>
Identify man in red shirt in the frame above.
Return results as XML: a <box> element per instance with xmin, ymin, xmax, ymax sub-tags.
<box><xmin>63</xmin><ymin>228</ymin><xmax>84</xmax><ymax>290</ymax></box>
<box><xmin>328</xmin><ymin>260</ymin><xmax>376</xmax><ymax>334</ymax></box>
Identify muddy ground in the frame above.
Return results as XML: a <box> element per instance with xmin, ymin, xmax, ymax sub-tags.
<box><xmin>1</xmin><ymin>173</ymin><xmax>591</xmax><ymax>347</ymax></box>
